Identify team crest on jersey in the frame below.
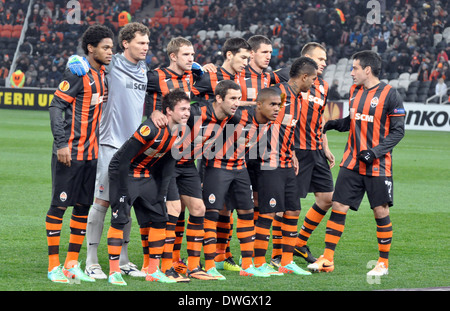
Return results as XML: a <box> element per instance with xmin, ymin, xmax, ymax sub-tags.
<box><xmin>59</xmin><ymin>191</ymin><xmax>67</xmax><ymax>202</ymax></box>
<box><xmin>319</xmin><ymin>84</ymin><xmax>325</xmax><ymax>95</ymax></box>
<box><xmin>59</xmin><ymin>80</ymin><xmax>70</xmax><ymax>92</ymax></box>
<box><xmin>269</xmin><ymin>198</ymin><xmax>277</xmax><ymax>208</ymax></box>
<box><xmin>208</xmin><ymin>194</ymin><xmax>216</xmax><ymax>204</ymax></box>
<box><xmin>139</xmin><ymin>125</ymin><xmax>151</xmax><ymax>136</ymax></box>
<box><xmin>370</xmin><ymin>96</ymin><xmax>379</xmax><ymax>108</ymax></box>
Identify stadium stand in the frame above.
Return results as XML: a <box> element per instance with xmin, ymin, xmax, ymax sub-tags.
<box><xmin>2</xmin><ymin>0</ymin><xmax>450</xmax><ymax>104</ymax></box>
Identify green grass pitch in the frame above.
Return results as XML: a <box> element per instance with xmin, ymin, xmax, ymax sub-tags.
<box><xmin>0</xmin><ymin>109</ymin><xmax>449</xmax><ymax>294</ymax></box>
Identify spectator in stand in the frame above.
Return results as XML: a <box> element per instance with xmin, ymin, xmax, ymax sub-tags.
<box><xmin>429</xmin><ymin>63</ymin><xmax>444</xmax><ymax>81</ymax></box>
<box><xmin>25</xmin><ymin>64</ymin><xmax>38</xmax><ymax>83</ymax></box>
<box><xmin>28</xmin><ymin>6</ymin><xmax>42</xmax><ymax>26</ymax></box>
<box><xmin>2</xmin><ymin>8</ymin><xmax>14</xmax><ymax>24</ymax></box>
<box><xmin>328</xmin><ymin>79</ymin><xmax>341</xmax><ymax>100</ymax></box>
<box><xmin>15</xmin><ymin>8</ymin><xmax>25</xmax><ymax>24</ymax></box>
<box><xmin>435</xmin><ymin>76</ymin><xmax>447</xmax><ymax>98</ymax></box>
<box><xmin>418</xmin><ymin>63</ymin><xmax>429</xmax><ymax>81</ymax></box>
<box><xmin>437</xmin><ymin>49</ymin><xmax>449</xmax><ymax>63</ymax></box>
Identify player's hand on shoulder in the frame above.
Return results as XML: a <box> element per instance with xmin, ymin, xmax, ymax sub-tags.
<box><xmin>151</xmin><ymin>110</ymin><xmax>168</xmax><ymax>128</ymax></box>
<box><xmin>67</xmin><ymin>55</ymin><xmax>90</xmax><ymax>76</ymax></box>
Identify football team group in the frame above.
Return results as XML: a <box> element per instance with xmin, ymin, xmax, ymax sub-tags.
<box><xmin>45</xmin><ymin>21</ymin><xmax>405</xmax><ymax>286</ymax></box>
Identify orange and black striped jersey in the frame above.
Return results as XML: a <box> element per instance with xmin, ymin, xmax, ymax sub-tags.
<box><xmin>109</xmin><ymin>118</ymin><xmax>178</xmax><ymax>179</ymax></box>
<box><xmin>173</xmin><ymin>101</ymin><xmax>232</xmax><ymax>166</ymax></box>
<box><xmin>238</xmin><ymin>65</ymin><xmax>281</xmax><ymax>101</ymax></box>
<box><xmin>49</xmin><ymin>67</ymin><xmax>105</xmax><ymax>161</ymax></box>
<box><xmin>145</xmin><ymin>67</ymin><xmax>194</xmax><ymax>116</ymax></box>
<box><xmin>191</xmin><ymin>67</ymin><xmax>239</xmax><ymax>100</ymax></box>
<box><xmin>341</xmin><ymin>82</ymin><xmax>405</xmax><ymax>177</ymax></box>
<box><xmin>204</xmin><ymin>107</ymin><xmax>254</xmax><ymax>170</ymax></box>
<box><xmin>296</xmin><ymin>77</ymin><xmax>329</xmax><ymax>150</ymax></box>
<box><xmin>260</xmin><ymin>82</ymin><xmax>301</xmax><ymax>169</ymax></box>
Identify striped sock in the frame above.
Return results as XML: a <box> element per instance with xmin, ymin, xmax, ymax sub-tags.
<box><xmin>148</xmin><ymin>222</ymin><xmax>166</xmax><ymax>274</ymax></box>
<box><xmin>203</xmin><ymin>211</ymin><xmax>218</xmax><ymax>271</ymax></box>
<box><xmin>280</xmin><ymin>214</ymin><xmax>299</xmax><ymax>267</ymax></box>
<box><xmin>253</xmin><ymin>214</ymin><xmax>273</xmax><ymax>267</ymax></box>
<box><xmin>323</xmin><ymin>210</ymin><xmax>347</xmax><ymax>262</ymax></box>
<box><xmin>64</xmin><ymin>205</ymin><xmax>89</xmax><ymax>269</ymax></box>
<box><xmin>173</xmin><ymin>211</ymin><xmax>185</xmax><ymax>262</ymax></box>
<box><xmin>107</xmin><ymin>226</ymin><xmax>124</xmax><ymax>274</ymax></box>
<box><xmin>215</xmin><ymin>214</ymin><xmax>230</xmax><ymax>262</ymax></box>
<box><xmin>296</xmin><ymin>203</ymin><xmax>327</xmax><ymax>247</ymax></box>
<box><xmin>139</xmin><ymin>224</ymin><xmax>150</xmax><ymax>270</ymax></box>
<box><xmin>270</xmin><ymin>214</ymin><xmax>283</xmax><ymax>258</ymax></box>
<box><xmin>186</xmin><ymin>215</ymin><xmax>204</xmax><ymax>271</ymax></box>
<box><xmin>45</xmin><ymin>206</ymin><xmax>65</xmax><ymax>271</ymax></box>
<box><xmin>236</xmin><ymin>213</ymin><xmax>255</xmax><ymax>270</ymax></box>
<box><xmin>161</xmin><ymin>215</ymin><xmax>178</xmax><ymax>273</ymax></box>
<box><xmin>376</xmin><ymin>215</ymin><xmax>393</xmax><ymax>267</ymax></box>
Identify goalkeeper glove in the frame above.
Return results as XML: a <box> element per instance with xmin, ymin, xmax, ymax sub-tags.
<box><xmin>67</xmin><ymin>55</ymin><xmax>90</xmax><ymax>76</ymax></box>
<box><xmin>191</xmin><ymin>62</ymin><xmax>204</xmax><ymax>79</ymax></box>
<box><xmin>358</xmin><ymin>149</ymin><xmax>376</xmax><ymax>164</ymax></box>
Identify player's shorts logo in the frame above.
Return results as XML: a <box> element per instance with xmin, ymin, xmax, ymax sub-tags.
<box><xmin>208</xmin><ymin>194</ymin><xmax>216</xmax><ymax>204</ymax></box>
<box><xmin>269</xmin><ymin>198</ymin><xmax>277</xmax><ymax>208</ymax></box>
<box><xmin>59</xmin><ymin>81</ymin><xmax>70</xmax><ymax>92</ymax></box>
<box><xmin>139</xmin><ymin>125</ymin><xmax>151</xmax><ymax>137</ymax></box>
<box><xmin>59</xmin><ymin>191</ymin><xmax>67</xmax><ymax>202</ymax></box>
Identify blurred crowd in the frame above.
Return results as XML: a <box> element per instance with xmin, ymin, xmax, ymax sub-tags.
<box><xmin>1</xmin><ymin>0</ymin><xmax>449</xmax><ymax>93</ymax></box>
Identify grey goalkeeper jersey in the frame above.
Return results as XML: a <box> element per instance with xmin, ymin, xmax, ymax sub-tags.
<box><xmin>99</xmin><ymin>53</ymin><xmax>147</xmax><ymax>149</ymax></box>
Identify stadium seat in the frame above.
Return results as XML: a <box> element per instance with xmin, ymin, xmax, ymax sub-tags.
<box><xmin>337</xmin><ymin>58</ymin><xmax>348</xmax><ymax>66</ymax></box>
<box><xmin>398</xmin><ymin>79</ymin><xmax>410</xmax><ymax>90</ymax></box>
<box><xmin>222</xmin><ymin>24</ymin><xmax>234</xmax><ymax>32</ymax></box>
<box><xmin>409</xmin><ymin>72</ymin><xmax>418</xmax><ymax>81</ymax></box>
<box><xmin>417</xmin><ymin>86</ymin><xmax>429</xmax><ymax>95</ymax></box>
<box><xmin>216</xmin><ymin>30</ymin><xmax>225</xmax><ymax>39</ymax></box>
<box><xmin>180</xmin><ymin>17</ymin><xmax>190</xmax><ymax>29</ymax></box>
<box><xmin>206</xmin><ymin>30</ymin><xmax>215</xmax><ymax>39</ymax></box>
<box><xmin>433</xmin><ymin>33</ymin><xmax>443</xmax><ymax>47</ymax></box>
<box><xmin>1</xmin><ymin>30</ymin><xmax>11</xmax><ymax>38</ymax></box>
<box><xmin>249</xmin><ymin>24</ymin><xmax>258</xmax><ymax>34</ymax></box>
<box><xmin>406</xmin><ymin>94</ymin><xmax>417</xmax><ymax>102</ymax></box>
<box><xmin>389</xmin><ymin>79</ymin><xmax>399</xmax><ymax>89</ymax></box>
<box><xmin>2</xmin><ymin>24</ymin><xmax>12</xmax><ymax>32</ymax></box>
<box><xmin>159</xmin><ymin>17</ymin><xmax>169</xmax><ymax>25</ymax></box>
<box><xmin>231</xmin><ymin>30</ymin><xmax>242</xmax><ymax>38</ymax></box>
<box><xmin>417</xmin><ymin>94</ymin><xmax>428</xmax><ymax>103</ymax></box>
<box><xmin>398</xmin><ymin>72</ymin><xmax>410</xmax><ymax>80</ymax></box>
<box><xmin>197</xmin><ymin>30</ymin><xmax>206</xmax><ymax>40</ymax></box>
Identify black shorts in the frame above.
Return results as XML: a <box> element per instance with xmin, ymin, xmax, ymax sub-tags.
<box><xmin>109</xmin><ymin>173</ymin><xmax>168</xmax><ymax>226</ymax></box>
<box><xmin>51</xmin><ymin>154</ymin><xmax>97</xmax><ymax>207</ymax></box>
<box><xmin>332</xmin><ymin>168</ymin><xmax>394</xmax><ymax>211</ymax></box>
<box><xmin>202</xmin><ymin>166</ymin><xmax>253</xmax><ymax>211</ymax></box>
<box><xmin>166</xmin><ymin>163</ymin><xmax>203</xmax><ymax>201</ymax></box>
<box><xmin>257</xmin><ymin>167</ymin><xmax>301</xmax><ymax>214</ymax></box>
<box><xmin>295</xmin><ymin>149</ymin><xmax>334</xmax><ymax>198</ymax></box>
<box><xmin>246</xmin><ymin>159</ymin><xmax>260</xmax><ymax>192</ymax></box>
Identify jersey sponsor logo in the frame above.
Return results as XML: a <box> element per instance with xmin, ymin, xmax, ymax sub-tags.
<box><xmin>58</xmin><ymin>80</ymin><xmax>70</xmax><ymax>92</ymax></box>
<box><xmin>126</xmin><ymin>80</ymin><xmax>147</xmax><ymax>91</ymax></box>
<box><xmin>139</xmin><ymin>125</ymin><xmax>151</xmax><ymax>136</ymax></box>
<box><xmin>308</xmin><ymin>94</ymin><xmax>325</xmax><ymax>106</ymax></box>
<box><xmin>354</xmin><ymin>112</ymin><xmax>374</xmax><ymax>122</ymax></box>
